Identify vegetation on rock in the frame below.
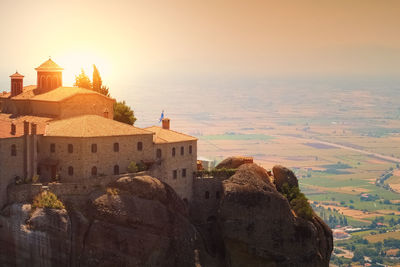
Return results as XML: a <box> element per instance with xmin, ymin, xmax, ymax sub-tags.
<box><xmin>32</xmin><ymin>191</ymin><xmax>65</xmax><ymax>210</ymax></box>
<box><xmin>281</xmin><ymin>182</ymin><xmax>313</xmax><ymax>220</ymax></box>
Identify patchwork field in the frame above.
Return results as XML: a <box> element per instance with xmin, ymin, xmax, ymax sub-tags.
<box><xmin>128</xmin><ymin>81</ymin><xmax>400</xmax><ymax>266</ymax></box>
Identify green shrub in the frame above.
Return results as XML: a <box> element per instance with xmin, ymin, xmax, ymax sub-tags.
<box><xmin>136</xmin><ymin>161</ymin><xmax>147</xmax><ymax>172</ymax></box>
<box><xmin>127</xmin><ymin>162</ymin><xmax>138</xmax><ymax>173</ymax></box>
<box><xmin>281</xmin><ymin>183</ymin><xmax>313</xmax><ymax>221</ymax></box>
<box><xmin>32</xmin><ymin>175</ymin><xmax>39</xmax><ymax>183</ymax></box>
<box><xmin>32</xmin><ymin>191</ymin><xmax>65</xmax><ymax>210</ymax></box>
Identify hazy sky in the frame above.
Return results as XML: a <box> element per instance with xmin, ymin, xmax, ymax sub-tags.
<box><xmin>0</xmin><ymin>0</ymin><xmax>399</xmax><ymax>95</ymax></box>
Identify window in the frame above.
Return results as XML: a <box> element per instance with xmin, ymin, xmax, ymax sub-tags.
<box><xmin>189</xmin><ymin>145</ymin><xmax>192</xmax><ymax>154</ymax></box>
<box><xmin>156</xmin><ymin>149</ymin><xmax>162</xmax><ymax>158</ymax></box>
<box><xmin>50</xmin><ymin>143</ymin><xmax>55</xmax><ymax>153</ymax></box>
<box><xmin>114</xmin><ymin>165</ymin><xmax>120</xmax><ymax>175</ymax></box>
<box><xmin>173</xmin><ymin>170</ymin><xmax>177</xmax><ymax>179</ymax></box>
<box><xmin>180</xmin><ymin>146</ymin><xmax>184</xmax><ymax>155</ymax></box>
<box><xmin>91</xmin><ymin>166</ymin><xmax>97</xmax><ymax>176</ymax></box>
<box><xmin>11</xmin><ymin>144</ymin><xmax>16</xmax><ymax>156</ymax></box>
<box><xmin>205</xmin><ymin>191</ymin><xmax>210</xmax><ymax>199</ymax></box>
<box><xmin>68</xmin><ymin>166</ymin><xmax>74</xmax><ymax>176</ymax></box>
<box><xmin>91</xmin><ymin>144</ymin><xmax>97</xmax><ymax>153</ymax></box>
<box><xmin>182</xmin><ymin>168</ymin><xmax>187</xmax><ymax>178</ymax></box>
<box><xmin>216</xmin><ymin>191</ymin><xmax>220</xmax><ymax>199</ymax></box>
<box><xmin>68</xmin><ymin>144</ymin><xmax>73</xmax><ymax>153</ymax></box>
<box><xmin>114</xmin><ymin>142</ymin><xmax>119</xmax><ymax>152</ymax></box>
<box><xmin>137</xmin><ymin>141</ymin><xmax>143</xmax><ymax>151</ymax></box>
<box><xmin>172</xmin><ymin>147</ymin><xmax>176</xmax><ymax>157</ymax></box>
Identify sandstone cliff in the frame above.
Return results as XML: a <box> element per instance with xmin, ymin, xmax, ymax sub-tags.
<box><xmin>0</xmin><ymin>160</ymin><xmax>332</xmax><ymax>266</ymax></box>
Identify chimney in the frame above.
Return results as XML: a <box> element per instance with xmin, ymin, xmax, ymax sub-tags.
<box><xmin>10</xmin><ymin>123</ymin><xmax>16</xmax><ymax>135</ymax></box>
<box><xmin>23</xmin><ymin>121</ymin><xmax>29</xmax><ymax>135</ymax></box>
<box><xmin>31</xmin><ymin>123</ymin><xmax>37</xmax><ymax>135</ymax></box>
<box><xmin>10</xmin><ymin>71</ymin><xmax>24</xmax><ymax>97</ymax></box>
<box><xmin>162</xmin><ymin>118</ymin><xmax>170</xmax><ymax>130</ymax></box>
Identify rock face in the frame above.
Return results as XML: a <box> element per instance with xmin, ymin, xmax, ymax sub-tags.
<box><xmin>272</xmin><ymin>165</ymin><xmax>299</xmax><ymax>191</ymax></box>
<box><xmin>218</xmin><ymin>163</ymin><xmax>333</xmax><ymax>267</ymax></box>
<box><xmin>0</xmin><ymin>175</ymin><xmax>210</xmax><ymax>267</ymax></box>
<box><xmin>215</xmin><ymin>156</ymin><xmax>253</xmax><ymax>169</ymax></box>
<box><xmin>0</xmin><ymin>165</ymin><xmax>332</xmax><ymax>266</ymax></box>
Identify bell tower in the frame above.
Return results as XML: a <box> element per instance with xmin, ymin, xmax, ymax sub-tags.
<box><xmin>35</xmin><ymin>58</ymin><xmax>63</xmax><ymax>93</ymax></box>
<box><xmin>10</xmin><ymin>71</ymin><xmax>24</xmax><ymax>97</ymax></box>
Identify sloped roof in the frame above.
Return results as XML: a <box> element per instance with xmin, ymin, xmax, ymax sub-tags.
<box><xmin>10</xmin><ymin>71</ymin><xmax>24</xmax><ymax>78</ymax></box>
<box><xmin>45</xmin><ymin>115</ymin><xmax>153</xmax><ymax>137</ymax></box>
<box><xmin>0</xmin><ymin>113</ymin><xmax>50</xmax><ymax>138</ymax></box>
<box><xmin>144</xmin><ymin>126</ymin><xmax>197</xmax><ymax>144</ymax></box>
<box><xmin>31</xmin><ymin>87</ymin><xmax>113</xmax><ymax>102</ymax></box>
<box><xmin>35</xmin><ymin>59</ymin><xmax>63</xmax><ymax>71</ymax></box>
<box><xmin>0</xmin><ymin>91</ymin><xmax>11</xmax><ymax>99</ymax></box>
<box><xmin>11</xmin><ymin>85</ymin><xmax>38</xmax><ymax>100</ymax></box>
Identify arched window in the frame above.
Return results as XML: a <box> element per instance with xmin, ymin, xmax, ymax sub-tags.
<box><xmin>114</xmin><ymin>142</ymin><xmax>119</xmax><ymax>152</ymax></box>
<box><xmin>205</xmin><ymin>191</ymin><xmax>210</xmax><ymax>199</ymax></box>
<box><xmin>11</xmin><ymin>144</ymin><xmax>16</xmax><ymax>156</ymax></box>
<box><xmin>173</xmin><ymin>170</ymin><xmax>177</xmax><ymax>179</ymax></box>
<box><xmin>68</xmin><ymin>144</ymin><xmax>73</xmax><ymax>153</ymax></box>
<box><xmin>91</xmin><ymin>166</ymin><xmax>97</xmax><ymax>176</ymax></box>
<box><xmin>189</xmin><ymin>145</ymin><xmax>193</xmax><ymax>154</ymax></box>
<box><xmin>180</xmin><ymin>146</ymin><xmax>184</xmax><ymax>156</ymax></box>
<box><xmin>172</xmin><ymin>147</ymin><xmax>176</xmax><ymax>157</ymax></box>
<box><xmin>156</xmin><ymin>149</ymin><xmax>162</xmax><ymax>158</ymax></box>
<box><xmin>41</xmin><ymin>76</ymin><xmax>45</xmax><ymax>88</ymax></box>
<box><xmin>68</xmin><ymin>166</ymin><xmax>74</xmax><ymax>176</ymax></box>
<box><xmin>46</xmin><ymin>76</ymin><xmax>51</xmax><ymax>89</ymax></box>
<box><xmin>182</xmin><ymin>168</ymin><xmax>187</xmax><ymax>178</ymax></box>
<box><xmin>137</xmin><ymin>141</ymin><xmax>143</xmax><ymax>151</ymax></box>
<box><xmin>91</xmin><ymin>144</ymin><xmax>97</xmax><ymax>153</ymax></box>
<box><xmin>114</xmin><ymin>165</ymin><xmax>120</xmax><ymax>175</ymax></box>
<box><xmin>51</xmin><ymin>76</ymin><xmax>57</xmax><ymax>89</ymax></box>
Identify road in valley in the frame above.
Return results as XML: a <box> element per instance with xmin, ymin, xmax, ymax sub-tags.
<box><xmin>278</xmin><ymin>135</ymin><xmax>400</xmax><ymax>164</ymax></box>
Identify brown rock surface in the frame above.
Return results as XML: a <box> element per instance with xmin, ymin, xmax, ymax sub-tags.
<box><xmin>272</xmin><ymin>165</ymin><xmax>299</xmax><ymax>191</ymax></box>
<box><xmin>218</xmin><ymin>163</ymin><xmax>333</xmax><ymax>267</ymax></box>
<box><xmin>215</xmin><ymin>156</ymin><xmax>253</xmax><ymax>169</ymax></box>
<box><xmin>0</xmin><ymin>166</ymin><xmax>332</xmax><ymax>266</ymax></box>
<box><xmin>0</xmin><ymin>175</ymin><xmax>212</xmax><ymax>267</ymax></box>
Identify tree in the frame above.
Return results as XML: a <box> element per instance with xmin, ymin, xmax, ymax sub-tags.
<box><xmin>92</xmin><ymin>64</ymin><xmax>102</xmax><ymax>92</ymax></box>
<box><xmin>114</xmin><ymin>101</ymin><xmax>137</xmax><ymax>125</ymax></box>
<box><xmin>74</xmin><ymin>69</ymin><xmax>92</xmax><ymax>89</ymax></box>
<box><xmin>92</xmin><ymin>65</ymin><xmax>110</xmax><ymax>97</ymax></box>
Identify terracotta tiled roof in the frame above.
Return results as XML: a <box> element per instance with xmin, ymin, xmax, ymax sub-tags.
<box><xmin>31</xmin><ymin>87</ymin><xmax>113</xmax><ymax>102</ymax></box>
<box><xmin>35</xmin><ymin>59</ymin><xmax>63</xmax><ymax>71</ymax></box>
<box><xmin>0</xmin><ymin>91</ymin><xmax>11</xmax><ymax>99</ymax></box>
<box><xmin>11</xmin><ymin>85</ymin><xmax>38</xmax><ymax>100</ymax></box>
<box><xmin>144</xmin><ymin>126</ymin><xmax>197</xmax><ymax>144</ymax></box>
<box><xmin>0</xmin><ymin>113</ymin><xmax>50</xmax><ymax>138</ymax></box>
<box><xmin>10</xmin><ymin>71</ymin><xmax>24</xmax><ymax>78</ymax></box>
<box><xmin>45</xmin><ymin>115</ymin><xmax>153</xmax><ymax>137</ymax></box>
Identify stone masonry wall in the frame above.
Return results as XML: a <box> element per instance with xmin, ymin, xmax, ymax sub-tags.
<box><xmin>151</xmin><ymin>140</ymin><xmax>197</xmax><ymax>201</ymax></box>
<box><xmin>37</xmin><ymin>134</ymin><xmax>154</xmax><ymax>183</ymax></box>
<box><xmin>0</xmin><ymin>137</ymin><xmax>25</xmax><ymax>208</ymax></box>
<box><xmin>59</xmin><ymin>94</ymin><xmax>114</xmax><ymax>119</ymax></box>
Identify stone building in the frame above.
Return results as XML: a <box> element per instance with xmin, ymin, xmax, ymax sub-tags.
<box><xmin>0</xmin><ymin>59</ymin><xmax>115</xmax><ymax>119</ymax></box>
<box><xmin>0</xmin><ymin>59</ymin><xmax>198</xmax><ymax>208</ymax></box>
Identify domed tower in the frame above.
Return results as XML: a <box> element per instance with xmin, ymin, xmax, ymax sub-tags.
<box><xmin>10</xmin><ymin>71</ymin><xmax>24</xmax><ymax>97</ymax></box>
<box><xmin>35</xmin><ymin>58</ymin><xmax>63</xmax><ymax>93</ymax></box>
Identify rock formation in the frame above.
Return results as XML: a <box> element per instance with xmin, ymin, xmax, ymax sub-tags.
<box><xmin>219</xmin><ymin>163</ymin><xmax>332</xmax><ymax>266</ymax></box>
<box><xmin>0</xmin><ymin>161</ymin><xmax>332</xmax><ymax>266</ymax></box>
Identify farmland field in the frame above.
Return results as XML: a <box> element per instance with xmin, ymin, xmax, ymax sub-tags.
<box><xmin>128</xmin><ymin>80</ymin><xmax>400</xmax><ymax>266</ymax></box>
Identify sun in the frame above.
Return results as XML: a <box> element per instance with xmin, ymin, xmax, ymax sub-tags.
<box><xmin>54</xmin><ymin>49</ymin><xmax>112</xmax><ymax>87</ymax></box>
